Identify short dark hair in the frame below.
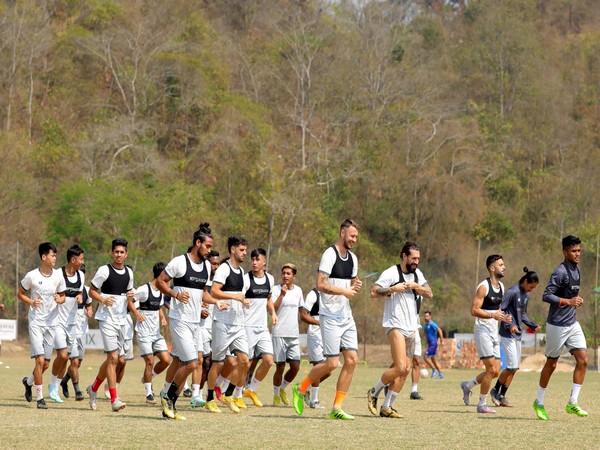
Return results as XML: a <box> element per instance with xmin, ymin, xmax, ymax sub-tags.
<box><xmin>562</xmin><ymin>235</ymin><xmax>581</xmax><ymax>250</ymax></box>
<box><xmin>401</xmin><ymin>242</ymin><xmax>420</xmax><ymax>258</ymax></box>
<box><xmin>39</xmin><ymin>242</ymin><xmax>57</xmax><ymax>258</ymax></box>
<box><xmin>519</xmin><ymin>266</ymin><xmax>539</xmax><ymax>285</ymax></box>
<box><xmin>282</xmin><ymin>263</ymin><xmax>297</xmax><ymax>275</ymax></box>
<box><xmin>424</xmin><ymin>310</ymin><xmax>432</xmax><ymax>315</ymax></box>
<box><xmin>251</xmin><ymin>248</ymin><xmax>267</xmax><ymax>259</ymax></box>
<box><xmin>193</xmin><ymin>222</ymin><xmax>213</xmax><ymax>246</ymax></box>
<box><xmin>340</xmin><ymin>219</ymin><xmax>359</xmax><ymax>231</ymax></box>
<box><xmin>66</xmin><ymin>244</ymin><xmax>84</xmax><ymax>262</ymax></box>
<box><xmin>112</xmin><ymin>238</ymin><xmax>128</xmax><ymax>250</ymax></box>
<box><xmin>227</xmin><ymin>235</ymin><xmax>248</xmax><ymax>254</ymax></box>
<box><xmin>209</xmin><ymin>250</ymin><xmax>220</xmax><ymax>258</ymax></box>
<box><xmin>485</xmin><ymin>254</ymin><xmax>503</xmax><ymax>269</ymax></box>
<box><xmin>152</xmin><ymin>262</ymin><xmax>165</xmax><ymax>279</ymax></box>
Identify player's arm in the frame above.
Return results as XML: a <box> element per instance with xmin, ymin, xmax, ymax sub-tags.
<box><xmin>210</xmin><ymin>281</ymin><xmax>243</xmax><ymax>303</ymax></box>
<box><xmin>299</xmin><ymin>308</ymin><xmax>319</xmax><ymax>326</ymax></box>
<box><xmin>317</xmin><ymin>271</ymin><xmax>357</xmax><ymax>300</ymax></box>
<box><xmin>159</xmin><ymin>307</ymin><xmax>167</xmax><ymax>327</ymax></box>
<box><xmin>129</xmin><ymin>289</ymin><xmax>145</xmax><ymax>323</ymax></box>
<box><xmin>522</xmin><ymin>299</ymin><xmax>540</xmax><ymax>332</ymax></box>
<box><xmin>471</xmin><ymin>285</ymin><xmax>506</xmax><ymax>320</ymax></box>
<box><xmin>273</xmin><ymin>285</ymin><xmax>287</xmax><ymax>311</ymax></box>
<box><xmin>436</xmin><ymin>325</ymin><xmax>444</xmax><ymax>343</ymax></box>
<box><xmin>266</xmin><ymin>293</ymin><xmax>278</xmax><ymax>326</ymax></box>
<box><xmin>413</xmin><ymin>282</ymin><xmax>433</xmax><ymax>300</ymax></box>
<box><xmin>543</xmin><ymin>269</ymin><xmax>583</xmax><ymax>308</ymax></box>
<box><xmin>156</xmin><ymin>271</ymin><xmax>184</xmax><ymax>302</ymax></box>
<box><xmin>202</xmin><ymin>287</ymin><xmax>228</xmax><ymax>311</ymax></box>
<box><xmin>89</xmin><ymin>285</ymin><xmax>115</xmax><ymax>307</ymax></box>
<box><xmin>17</xmin><ymin>286</ymin><xmax>38</xmax><ymax>308</ymax></box>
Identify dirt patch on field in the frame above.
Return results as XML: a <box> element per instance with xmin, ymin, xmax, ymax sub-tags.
<box><xmin>520</xmin><ymin>352</ymin><xmax>574</xmax><ymax>372</ymax></box>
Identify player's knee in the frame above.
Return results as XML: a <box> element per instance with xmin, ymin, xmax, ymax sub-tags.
<box><xmin>489</xmin><ymin>366</ymin><xmax>500</xmax><ymax>378</ymax></box>
<box><xmin>325</xmin><ymin>358</ymin><xmax>340</xmax><ymax>371</ymax></box>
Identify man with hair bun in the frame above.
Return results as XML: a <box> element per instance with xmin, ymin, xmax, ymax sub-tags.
<box><xmin>533</xmin><ymin>235</ymin><xmax>588</xmax><ymax>420</ymax></box>
<box><xmin>491</xmin><ymin>267</ymin><xmax>540</xmax><ymax>408</ymax></box>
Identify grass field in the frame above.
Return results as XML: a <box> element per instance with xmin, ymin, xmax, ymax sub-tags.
<box><xmin>0</xmin><ymin>351</ymin><xmax>598</xmax><ymax>449</ymax></box>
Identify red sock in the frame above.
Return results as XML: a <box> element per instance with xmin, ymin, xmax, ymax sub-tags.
<box><xmin>109</xmin><ymin>388</ymin><xmax>118</xmax><ymax>403</ymax></box>
<box><xmin>299</xmin><ymin>377</ymin><xmax>312</xmax><ymax>395</ymax></box>
<box><xmin>91</xmin><ymin>377</ymin><xmax>103</xmax><ymax>393</ymax></box>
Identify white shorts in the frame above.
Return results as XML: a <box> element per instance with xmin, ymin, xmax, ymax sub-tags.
<box><xmin>545</xmin><ymin>322</ymin><xmax>587</xmax><ymax>359</ymax></box>
<box><xmin>170</xmin><ymin>318</ymin><xmax>201</xmax><ymax>364</ymax></box>
<box><xmin>29</xmin><ymin>322</ymin><xmax>55</xmax><ymax>359</ymax></box>
<box><xmin>69</xmin><ymin>334</ymin><xmax>86</xmax><ymax>360</ymax></box>
<box><xmin>99</xmin><ymin>320</ymin><xmax>127</xmax><ymax>354</ymax></box>
<box><xmin>200</xmin><ymin>327</ymin><xmax>212</xmax><ymax>356</ymax></box>
<box><xmin>414</xmin><ymin>330</ymin><xmax>422</xmax><ymax>357</ymax></box>
<box><xmin>246</xmin><ymin>327</ymin><xmax>274</xmax><ymax>359</ymax></box>
<box><xmin>54</xmin><ymin>323</ymin><xmax>75</xmax><ymax>352</ymax></box>
<box><xmin>307</xmin><ymin>331</ymin><xmax>324</xmax><ymax>363</ymax></box>
<box><xmin>137</xmin><ymin>331</ymin><xmax>169</xmax><ymax>357</ymax></box>
<box><xmin>273</xmin><ymin>336</ymin><xmax>301</xmax><ymax>363</ymax></box>
<box><xmin>321</xmin><ymin>316</ymin><xmax>358</xmax><ymax>358</ymax></box>
<box><xmin>500</xmin><ymin>336</ymin><xmax>521</xmax><ymax>370</ymax></box>
<box><xmin>211</xmin><ymin>320</ymin><xmax>248</xmax><ymax>362</ymax></box>
<box><xmin>474</xmin><ymin>317</ymin><xmax>500</xmax><ymax>359</ymax></box>
<box><xmin>385</xmin><ymin>328</ymin><xmax>416</xmax><ymax>358</ymax></box>
<box><xmin>122</xmin><ymin>339</ymin><xmax>134</xmax><ymax>360</ymax></box>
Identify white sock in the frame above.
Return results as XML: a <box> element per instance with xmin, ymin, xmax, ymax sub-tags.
<box><xmin>478</xmin><ymin>394</ymin><xmax>487</xmax><ymax>407</ymax></box>
<box><xmin>216</xmin><ymin>375</ymin><xmax>225</xmax><ymax>388</ymax></box>
<box><xmin>569</xmin><ymin>383</ymin><xmax>582</xmax><ymax>404</ymax></box>
<box><xmin>382</xmin><ymin>390</ymin><xmax>399</xmax><ymax>409</ymax></box>
<box><xmin>281</xmin><ymin>380</ymin><xmax>290</xmax><ymax>391</ymax></box>
<box><xmin>183</xmin><ymin>381</ymin><xmax>189</xmax><ymax>390</ymax></box>
<box><xmin>466</xmin><ymin>377</ymin><xmax>478</xmax><ymax>390</ymax></box>
<box><xmin>372</xmin><ymin>378</ymin><xmax>387</xmax><ymax>397</ymax></box>
<box><xmin>151</xmin><ymin>368</ymin><xmax>157</xmax><ymax>379</ymax></box>
<box><xmin>35</xmin><ymin>384</ymin><xmax>43</xmax><ymax>401</ymax></box>
<box><xmin>163</xmin><ymin>381</ymin><xmax>171</xmax><ymax>394</ymax></box>
<box><xmin>144</xmin><ymin>382</ymin><xmax>153</xmax><ymax>396</ymax></box>
<box><xmin>411</xmin><ymin>383</ymin><xmax>418</xmax><ymax>393</ymax></box>
<box><xmin>27</xmin><ymin>374</ymin><xmax>34</xmax><ymax>386</ymax></box>
<box><xmin>536</xmin><ymin>386</ymin><xmax>546</xmax><ymax>405</ymax></box>
<box><xmin>50</xmin><ymin>375</ymin><xmax>58</xmax><ymax>387</ymax></box>
<box><xmin>192</xmin><ymin>384</ymin><xmax>200</xmax><ymax>398</ymax></box>
<box><xmin>274</xmin><ymin>385</ymin><xmax>281</xmax><ymax>396</ymax></box>
<box><xmin>310</xmin><ymin>386</ymin><xmax>319</xmax><ymax>403</ymax></box>
<box><xmin>197</xmin><ymin>388</ymin><xmax>204</xmax><ymax>400</ymax></box>
<box><xmin>234</xmin><ymin>386</ymin><xmax>243</xmax><ymax>399</ymax></box>
<box><xmin>55</xmin><ymin>377</ymin><xmax>63</xmax><ymax>388</ymax></box>
<box><xmin>248</xmin><ymin>377</ymin><xmax>260</xmax><ymax>392</ymax></box>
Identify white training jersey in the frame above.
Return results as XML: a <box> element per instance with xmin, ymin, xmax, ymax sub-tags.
<box><xmin>375</xmin><ymin>266</ymin><xmax>427</xmax><ymax>336</ymax></box>
<box><xmin>134</xmin><ymin>283</ymin><xmax>164</xmax><ymax>336</ymax></box>
<box><xmin>165</xmin><ymin>253</ymin><xmax>212</xmax><ymax>324</ymax></box>
<box><xmin>56</xmin><ymin>269</ymin><xmax>85</xmax><ymax>326</ymax></box>
<box><xmin>317</xmin><ymin>246</ymin><xmax>358</xmax><ymax>321</ymax></box>
<box><xmin>212</xmin><ymin>262</ymin><xmax>249</xmax><ymax>326</ymax></box>
<box><xmin>272</xmin><ymin>284</ymin><xmax>303</xmax><ymax>338</ymax></box>
<box><xmin>302</xmin><ymin>288</ymin><xmax>321</xmax><ymax>338</ymax></box>
<box><xmin>243</xmin><ymin>272</ymin><xmax>275</xmax><ymax>329</ymax></box>
<box><xmin>21</xmin><ymin>268</ymin><xmax>67</xmax><ymax>326</ymax></box>
<box><xmin>92</xmin><ymin>264</ymin><xmax>134</xmax><ymax>325</ymax></box>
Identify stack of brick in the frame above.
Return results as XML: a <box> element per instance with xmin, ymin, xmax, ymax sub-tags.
<box><xmin>456</xmin><ymin>340</ymin><xmax>484</xmax><ymax>369</ymax></box>
<box><xmin>437</xmin><ymin>338</ymin><xmax>456</xmax><ymax>369</ymax></box>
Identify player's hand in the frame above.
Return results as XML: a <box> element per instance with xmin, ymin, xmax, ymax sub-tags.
<box><xmin>201</xmin><ymin>309</ymin><xmax>209</xmax><ymax>319</ymax></box>
<box><xmin>216</xmin><ymin>300</ymin><xmax>229</xmax><ymax>311</ymax></box>
<box><xmin>570</xmin><ymin>296</ymin><xmax>584</xmax><ymax>307</ymax></box>
<box><xmin>54</xmin><ymin>294</ymin><xmax>65</xmax><ymax>304</ymax></box>
<box><xmin>534</xmin><ymin>325</ymin><xmax>542</xmax><ymax>332</ymax></box>
<box><xmin>501</xmin><ymin>313</ymin><xmax>512</xmax><ymax>323</ymax></box>
<box><xmin>31</xmin><ymin>297</ymin><xmax>41</xmax><ymax>308</ymax></box>
<box><xmin>271</xmin><ymin>313</ymin><xmax>279</xmax><ymax>327</ymax></box>
<box><xmin>344</xmin><ymin>288</ymin><xmax>357</xmax><ymax>300</ymax></box>
<box><xmin>353</xmin><ymin>277</ymin><xmax>363</xmax><ymax>292</ymax></box>
<box><xmin>76</xmin><ymin>293</ymin><xmax>83</xmax><ymax>304</ymax></box>
<box><xmin>161</xmin><ymin>316</ymin><xmax>167</xmax><ymax>327</ymax></box>
<box><xmin>239</xmin><ymin>295</ymin><xmax>250</xmax><ymax>307</ymax></box>
<box><xmin>177</xmin><ymin>291</ymin><xmax>190</xmax><ymax>304</ymax></box>
<box><xmin>104</xmin><ymin>296</ymin><xmax>115</xmax><ymax>307</ymax></box>
<box><xmin>126</xmin><ymin>291</ymin><xmax>134</xmax><ymax>301</ymax></box>
<box><xmin>280</xmin><ymin>285</ymin><xmax>288</xmax><ymax>296</ymax></box>
<box><xmin>86</xmin><ymin>308</ymin><xmax>93</xmax><ymax>318</ymax></box>
<box><xmin>509</xmin><ymin>325</ymin><xmax>519</xmax><ymax>334</ymax></box>
<box><xmin>136</xmin><ymin>313</ymin><xmax>145</xmax><ymax>323</ymax></box>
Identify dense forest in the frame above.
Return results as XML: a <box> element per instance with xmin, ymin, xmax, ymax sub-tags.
<box><xmin>1</xmin><ymin>0</ymin><xmax>599</xmax><ymax>346</ymax></box>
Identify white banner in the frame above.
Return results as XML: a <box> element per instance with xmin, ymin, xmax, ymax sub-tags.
<box><xmin>85</xmin><ymin>329</ymin><xmax>104</xmax><ymax>350</ymax></box>
<box><xmin>0</xmin><ymin>319</ymin><xmax>17</xmax><ymax>341</ymax></box>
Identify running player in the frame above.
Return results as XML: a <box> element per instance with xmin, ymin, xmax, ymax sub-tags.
<box><xmin>533</xmin><ymin>235</ymin><xmax>588</xmax><ymax>420</ymax></box>
<box><xmin>367</xmin><ymin>242</ymin><xmax>433</xmax><ymax>419</ymax></box>
<box><xmin>129</xmin><ymin>262</ymin><xmax>171</xmax><ymax>404</ymax></box>
<box><xmin>460</xmin><ymin>254</ymin><xmax>511</xmax><ymax>414</ymax></box>
<box><xmin>490</xmin><ymin>267</ymin><xmax>539</xmax><ymax>408</ymax></box>
<box><xmin>299</xmin><ymin>287</ymin><xmax>330</xmax><ymax>409</ymax></box>
<box><xmin>18</xmin><ymin>242</ymin><xmax>66</xmax><ymax>409</ymax></box>
<box><xmin>423</xmin><ymin>310</ymin><xmax>444</xmax><ymax>379</ymax></box>
<box><xmin>243</xmin><ymin>248</ymin><xmax>278</xmax><ymax>407</ymax></box>
<box><xmin>156</xmin><ymin>223</ymin><xmax>225</xmax><ymax>420</ymax></box>
<box><xmin>206</xmin><ymin>236</ymin><xmax>251</xmax><ymax>414</ymax></box>
<box><xmin>50</xmin><ymin>245</ymin><xmax>85</xmax><ymax>403</ymax></box>
<box><xmin>292</xmin><ymin>219</ymin><xmax>362</xmax><ymax>420</ymax></box>
<box><xmin>86</xmin><ymin>238</ymin><xmax>134</xmax><ymax>412</ymax></box>
<box><xmin>272</xmin><ymin>263</ymin><xmax>303</xmax><ymax>406</ymax></box>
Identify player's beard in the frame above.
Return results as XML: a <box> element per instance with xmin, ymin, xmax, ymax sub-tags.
<box><xmin>407</xmin><ymin>263</ymin><xmax>418</xmax><ymax>274</ymax></box>
<box><xmin>195</xmin><ymin>246</ymin><xmax>207</xmax><ymax>262</ymax></box>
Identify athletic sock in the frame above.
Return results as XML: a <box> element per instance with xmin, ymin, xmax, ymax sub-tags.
<box><xmin>536</xmin><ymin>386</ymin><xmax>546</xmax><ymax>405</ymax></box>
<box><xmin>56</xmin><ymin>377</ymin><xmax>63</xmax><ymax>388</ymax></box>
<box><xmin>91</xmin><ymin>376</ymin><xmax>103</xmax><ymax>393</ymax></box>
<box><xmin>499</xmin><ymin>384</ymin><xmax>508</xmax><ymax>397</ymax></box>
<box><xmin>207</xmin><ymin>389</ymin><xmax>214</xmax><ymax>402</ymax></box>
<box><xmin>310</xmin><ymin>386</ymin><xmax>319</xmax><ymax>403</ymax></box>
<box><xmin>35</xmin><ymin>384</ymin><xmax>43</xmax><ymax>401</ymax></box>
<box><xmin>62</xmin><ymin>373</ymin><xmax>71</xmax><ymax>385</ymax></box>
<box><xmin>478</xmin><ymin>394</ymin><xmax>487</xmax><ymax>407</ymax></box>
<box><xmin>569</xmin><ymin>383</ymin><xmax>582</xmax><ymax>404</ymax></box>
<box><xmin>372</xmin><ymin>378</ymin><xmax>387</xmax><ymax>397</ymax></box>
<box><xmin>248</xmin><ymin>377</ymin><xmax>260</xmax><ymax>392</ymax></box>
<box><xmin>215</xmin><ymin>375</ymin><xmax>225</xmax><ymax>388</ymax></box>
<box><xmin>280</xmin><ymin>380</ymin><xmax>290</xmax><ymax>391</ymax></box>
<box><xmin>192</xmin><ymin>384</ymin><xmax>200</xmax><ymax>398</ymax></box>
<box><xmin>144</xmin><ymin>382</ymin><xmax>153</xmax><ymax>396</ymax></box>
<box><xmin>163</xmin><ymin>381</ymin><xmax>171</xmax><ymax>394</ymax></box>
<box><xmin>151</xmin><ymin>368</ymin><xmax>157</xmax><ymax>379</ymax></box>
<box><xmin>273</xmin><ymin>385</ymin><xmax>281</xmax><ymax>396</ymax></box>
<box><xmin>411</xmin><ymin>383</ymin><xmax>418</xmax><ymax>393</ymax></box>
<box><xmin>183</xmin><ymin>381</ymin><xmax>189</xmax><ymax>390</ymax></box>
<box><xmin>382</xmin><ymin>390</ymin><xmax>399</xmax><ymax>409</ymax></box>
<box><xmin>109</xmin><ymin>387</ymin><xmax>118</xmax><ymax>403</ymax></box>
<box><xmin>333</xmin><ymin>390</ymin><xmax>347</xmax><ymax>410</ymax></box>
<box><xmin>26</xmin><ymin>374</ymin><xmax>34</xmax><ymax>386</ymax></box>
<box><xmin>493</xmin><ymin>380</ymin><xmax>502</xmax><ymax>392</ymax></box>
<box><xmin>167</xmin><ymin>382</ymin><xmax>179</xmax><ymax>405</ymax></box>
<box><xmin>233</xmin><ymin>386</ymin><xmax>243</xmax><ymax>399</ymax></box>
<box><xmin>222</xmin><ymin>380</ymin><xmax>231</xmax><ymax>392</ymax></box>
<box><xmin>197</xmin><ymin>388</ymin><xmax>204</xmax><ymax>400</ymax></box>
<box><xmin>224</xmin><ymin>382</ymin><xmax>235</xmax><ymax>397</ymax></box>
<box><xmin>50</xmin><ymin>375</ymin><xmax>58</xmax><ymax>387</ymax></box>
<box><xmin>73</xmin><ymin>382</ymin><xmax>80</xmax><ymax>393</ymax></box>
<box><xmin>466</xmin><ymin>377</ymin><xmax>478</xmax><ymax>390</ymax></box>
<box><xmin>299</xmin><ymin>377</ymin><xmax>311</xmax><ymax>395</ymax></box>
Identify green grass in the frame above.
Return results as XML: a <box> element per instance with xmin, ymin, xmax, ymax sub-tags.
<box><xmin>0</xmin><ymin>352</ymin><xmax>598</xmax><ymax>449</ymax></box>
